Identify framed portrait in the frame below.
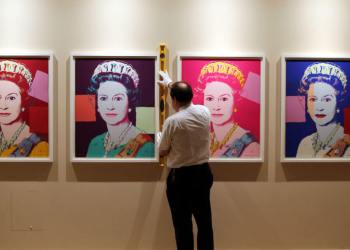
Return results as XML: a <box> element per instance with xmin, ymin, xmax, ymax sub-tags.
<box><xmin>177</xmin><ymin>53</ymin><xmax>265</xmax><ymax>162</ymax></box>
<box><xmin>0</xmin><ymin>52</ymin><xmax>54</xmax><ymax>162</ymax></box>
<box><xmin>281</xmin><ymin>55</ymin><xmax>350</xmax><ymax>163</ymax></box>
<box><xmin>70</xmin><ymin>52</ymin><xmax>158</xmax><ymax>162</ymax></box>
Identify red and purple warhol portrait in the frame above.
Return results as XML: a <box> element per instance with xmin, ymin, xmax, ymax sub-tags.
<box><xmin>0</xmin><ymin>57</ymin><xmax>50</xmax><ymax>158</ymax></box>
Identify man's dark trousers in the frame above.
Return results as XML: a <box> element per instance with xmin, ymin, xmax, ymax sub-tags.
<box><xmin>166</xmin><ymin>163</ymin><xmax>214</xmax><ymax>250</ymax></box>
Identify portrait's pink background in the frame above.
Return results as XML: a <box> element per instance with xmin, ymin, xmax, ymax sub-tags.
<box><xmin>181</xmin><ymin>58</ymin><xmax>261</xmax><ymax>142</ymax></box>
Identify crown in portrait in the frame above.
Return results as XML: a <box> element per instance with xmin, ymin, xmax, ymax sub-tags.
<box><xmin>0</xmin><ymin>60</ymin><xmax>33</xmax><ymax>88</ymax></box>
<box><xmin>301</xmin><ymin>62</ymin><xmax>347</xmax><ymax>90</ymax></box>
<box><xmin>92</xmin><ymin>61</ymin><xmax>139</xmax><ymax>88</ymax></box>
<box><xmin>198</xmin><ymin>61</ymin><xmax>245</xmax><ymax>88</ymax></box>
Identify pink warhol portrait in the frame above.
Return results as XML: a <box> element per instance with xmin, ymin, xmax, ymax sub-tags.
<box><xmin>181</xmin><ymin>58</ymin><xmax>261</xmax><ymax>158</ymax></box>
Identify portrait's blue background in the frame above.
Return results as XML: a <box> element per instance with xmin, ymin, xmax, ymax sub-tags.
<box><xmin>285</xmin><ymin>60</ymin><xmax>350</xmax><ymax>157</ymax></box>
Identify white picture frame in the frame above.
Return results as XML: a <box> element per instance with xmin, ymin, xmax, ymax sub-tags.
<box><xmin>70</xmin><ymin>51</ymin><xmax>159</xmax><ymax>163</ymax></box>
<box><xmin>0</xmin><ymin>51</ymin><xmax>54</xmax><ymax>162</ymax></box>
<box><xmin>281</xmin><ymin>54</ymin><xmax>350</xmax><ymax>163</ymax></box>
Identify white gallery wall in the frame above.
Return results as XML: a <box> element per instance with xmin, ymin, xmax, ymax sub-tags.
<box><xmin>1</xmin><ymin>0</ymin><xmax>350</xmax><ymax>249</ymax></box>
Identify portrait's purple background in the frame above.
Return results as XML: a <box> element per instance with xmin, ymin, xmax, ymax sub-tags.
<box><xmin>74</xmin><ymin>58</ymin><xmax>155</xmax><ymax>157</ymax></box>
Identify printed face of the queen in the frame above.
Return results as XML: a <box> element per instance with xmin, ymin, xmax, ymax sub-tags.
<box><xmin>204</xmin><ymin>81</ymin><xmax>234</xmax><ymax>125</ymax></box>
<box><xmin>97</xmin><ymin>81</ymin><xmax>129</xmax><ymax>125</ymax></box>
<box><xmin>307</xmin><ymin>81</ymin><xmax>337</xmax><ymax>126</ymax></box>
<box><xmin>0</xmin><ymin>80</ymin><xmax>22</xmax><ymax>125</ymax></box>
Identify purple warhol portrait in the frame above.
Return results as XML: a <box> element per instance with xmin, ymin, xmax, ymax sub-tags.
<box><xmin>74</xmin><ymin>57</ymin><xmax>156</xmax><ymax>158</ymax></box>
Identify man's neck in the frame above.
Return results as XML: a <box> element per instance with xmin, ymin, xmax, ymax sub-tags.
<box><xmin>178</xmin><ymin>102</ymin><xmax>191</xmax><ymax>111</ymax></box>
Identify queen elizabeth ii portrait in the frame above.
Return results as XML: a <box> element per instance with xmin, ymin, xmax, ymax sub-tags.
<box><xmin>0</xmin><ymin>59</ymin><xmax>49</xmax><ymax>158</ymax></box>
<box><xmin>285</xmin><ymin>60</ymin><xmax>350</xmax><ymax>158</ymax></box>
<box><xmin>74</xmin><ymin>57</ymin><xmax>156</xmax><ymax>159</ymax></box>
<box><xmin>180</xmin><ymin>57</ymin><xmax>263</xmax><ymax>160</ymax></box>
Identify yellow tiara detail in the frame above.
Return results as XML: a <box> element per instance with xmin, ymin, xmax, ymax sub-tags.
<box><xmin>199</xmin><ymin>61</ymin><xmax>245</xmax><ymax>88</ymax></box>
<box><xmin>302</xmin><ymin>63</ymin><xmax>347</xmax><ymax>89</ymax></box>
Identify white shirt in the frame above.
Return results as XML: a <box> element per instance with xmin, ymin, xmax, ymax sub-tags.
<box><xmin>159</xmin><ymin>103</ymin><xmax>211</xmax><ymax>168</ymax></box>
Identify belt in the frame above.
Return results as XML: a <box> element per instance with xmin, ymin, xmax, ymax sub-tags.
<box><xmin>170</xmin><ymin>162</ymin><xmax>209</xmax><ymax>173</ymax></box>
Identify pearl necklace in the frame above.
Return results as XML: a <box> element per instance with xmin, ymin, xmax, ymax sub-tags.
<box><xmin>103</xmin><ymin>122</ymin><xmax>132</xmax><ymax>157</ymax></box>
<box><xmin>0</xmin><ymin>122</ymin><xmax>26</xmax><ymax>154</ymax></box>
<box><xmin>311</xmin><ymin>123</ymin><xmax>340</xmax><ymax>157</ymax></box>
<box><xmin>211</xmin><ymin>123</ymin><xmax>238</xmax><ymax>155</ymax></box>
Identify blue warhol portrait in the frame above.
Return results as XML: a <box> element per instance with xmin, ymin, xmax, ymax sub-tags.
<box><xmin>285</xmin><ymin>60</ymin><xmax>350</xmax><ymax>158</ymax></box>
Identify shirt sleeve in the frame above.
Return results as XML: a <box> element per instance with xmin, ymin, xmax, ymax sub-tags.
<box><xmin>203</xmin><ymin>106</ymin><xmax>211</xmax><ymax>119</ymax></box>
<box><xmin>159</xmin><ymin>118</ymin><xmax>173</xmax><ymax>152</ymax></box>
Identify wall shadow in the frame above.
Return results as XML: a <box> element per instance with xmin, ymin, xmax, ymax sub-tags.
<box><xmin>70</xmin><ymin>162</ymin><xmax>165</xmax><ymax>182</ymax></box>
<box><xmin>281</xmin><ymin>162</ymin><xmax>350</xmax><ymax>181</ymax></box>
<box><xmin>210</xmin><ymin>162</ymin><xmax>263</xmax><ymax>182</ymax></box>
<box><xmin>0</xmin><ymin>162</ymin><xmax>53</xmax><ymax>181</ymax></box>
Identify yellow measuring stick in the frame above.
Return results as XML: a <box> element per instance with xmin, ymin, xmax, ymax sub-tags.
<box><xmin>159</xmin><ymin>43</ymin><xmax>168</xmax><ymax>167</ymax></box>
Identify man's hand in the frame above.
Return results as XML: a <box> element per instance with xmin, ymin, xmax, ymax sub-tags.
<box><xmin>156</xmin><ymin>132</ymin><xmax>162</xmax><ymax>145</ymax></box>
<box><xmin>158</xmin><ymin>70</ymin><xmax>172</xmax><ymax>87</ymax></box>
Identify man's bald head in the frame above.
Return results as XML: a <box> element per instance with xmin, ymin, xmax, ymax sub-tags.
<box><xmin>170</xmin><ymin>81</ymin><xmax>193</xmax><ymax>105</ymax></box>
